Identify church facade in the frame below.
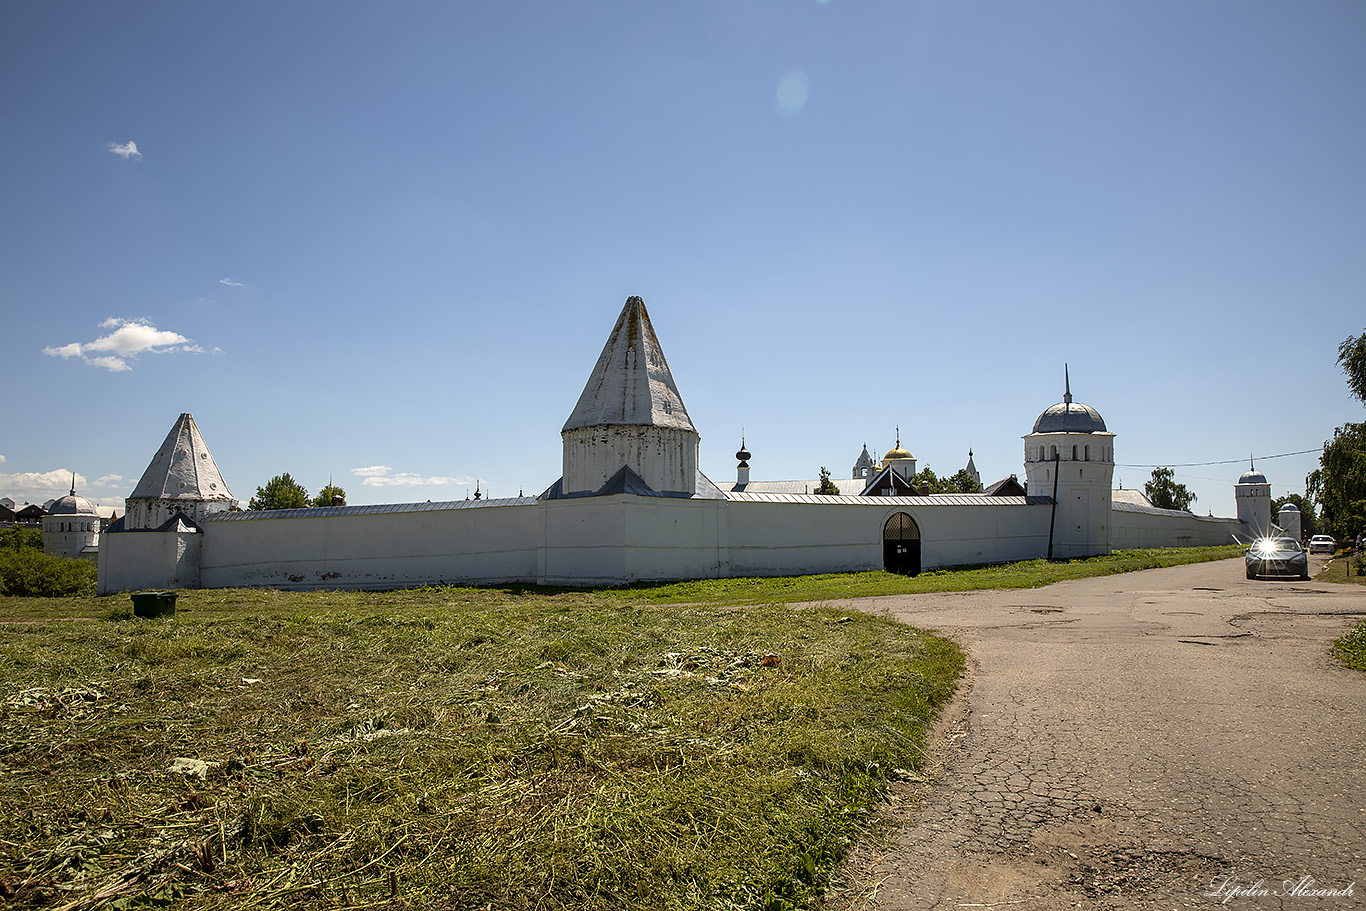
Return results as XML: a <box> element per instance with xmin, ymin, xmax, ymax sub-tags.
<box><xmin>98</xmin><ymin>297</ymin><xmax>1252</xmax><ymax>594</ymax></box>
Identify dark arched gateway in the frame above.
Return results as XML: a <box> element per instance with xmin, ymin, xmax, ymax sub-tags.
<box><xmin>883</xmin><ymin>512</ymin><xmax>921</xmax><ymax>576</ymax></box>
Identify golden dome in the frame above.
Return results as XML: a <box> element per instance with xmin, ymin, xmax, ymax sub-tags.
<box><xmin>882</xmin><ymin>431</ymin><xmax>913</xmax><ymax>463</ymax></box>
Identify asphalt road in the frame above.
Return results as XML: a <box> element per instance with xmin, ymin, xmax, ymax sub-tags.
<box><xmin>838</xmin><ymin>556</ymin><xmax>1366</xmax><ymax>910</ymax></box>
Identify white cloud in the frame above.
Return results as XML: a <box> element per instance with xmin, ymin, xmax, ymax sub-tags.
<box><xmin>107</xmin><ymin>140</ymin><xmax>141</xmax><ymax>160</ymax></box>
<box><xmin>360</xmin><ymin>473</ymin><xmax>472</xmax><ymax>488</ymax></box>
<box><xmin>350</xmin><ymin>466</ymin><xmax>471</xmax><ymax>488</ymax></box>
<box><xmin>0</xmin><ymin>470</ymin><xmax>87</xmax><ymax>504</ymax></box>
<box><xmin>84</xmin><ymin>356</ymin><xmax>133</xmax><ymax>373</ymax></box>
<box><xmin>0</xmin><ymin>455</ymin><xmax>6</xmax><ymax>463</ymax></box>
<box><xmin>43</xmin><ymin>318</ymin><xmax>203</xmax><ymax>372</ymax></box>
<box><xmin>95</xmin><ymin>474</ymin><xmax>125</xmax><ymax>485</ymax></box>
<box><xmin>219</xmin><ymin>278</ymin><xmax>243</xmax><ymax>287</ymax></box>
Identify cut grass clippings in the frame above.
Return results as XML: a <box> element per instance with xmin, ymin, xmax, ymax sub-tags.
<box><xmin>0</xmin><ymin>592</ymin><xmax>960</xmax><ymax>910</ymax></box>
<box><xmin>0</xmin><ymin>545</ymin><xmax>1249</xmax><ymax>909</ymax></box>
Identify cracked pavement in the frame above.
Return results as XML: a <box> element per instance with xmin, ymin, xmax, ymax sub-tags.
<box><xmin>837</xmin><ymin>557</ymin><xmax>1366</xmax><ymax>910</ymax></box>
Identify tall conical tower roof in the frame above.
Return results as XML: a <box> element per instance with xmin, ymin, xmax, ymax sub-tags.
<box><xmin>129</xmin><ymin>413</ymin><xmax>234</xmax><ymax>501</ymax></box>
<box><xmin>562</xmin><ymin>297</ymin><xmax>696</xmax><ymax>434</ymax></box>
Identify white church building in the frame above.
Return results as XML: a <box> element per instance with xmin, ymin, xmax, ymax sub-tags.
<box><xmin>99</xmin><ymin>297</ymin><xmax>1259</xmax><ymax>594</ymax></box>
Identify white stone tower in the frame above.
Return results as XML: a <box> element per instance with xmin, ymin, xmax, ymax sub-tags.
<box><xmin>1235</xmin><ymin>460</ymin><xmax>1273</xmax><ymax>538</ymax></box>
<box><xmin>560</xmin><ymin>297</ymin><xmax>700</xmax><ymax>496</ymax></box>
<box><xmin>43</xmin><ymin>476</ymin><xmax>101</xmax><ymax>558</ymax></box>
<box><xmin>1022</xmin><ymin>368</ymin><xmax>1116</xmax><ymax>558</ymax></box>
<box><xmin>1276</xmin><ymin>501</ymin><xmax>1301</xmax><ymax>541</ymax></box>
<box><xmin>964</xmin><ymin>449</ymin><xmax>981</xmax><ymax>487</ymax></box>
<box><xmin>124</xmin><ymin>413</ymin><xmax>237</xmax><ymax>529</ymax></box>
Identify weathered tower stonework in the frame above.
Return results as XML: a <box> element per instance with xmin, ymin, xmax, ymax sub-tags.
<box><xmin>124</xmin><ymin>413</ymin><xmax>237</xmax><ymax>529</ymax></box>
<box><xmin>560</xmin><ymin>297</ymin><xmax>699</xmax><ymax>496</ymax></box>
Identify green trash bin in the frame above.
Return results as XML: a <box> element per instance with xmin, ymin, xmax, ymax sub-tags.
<box><xmin>131</xmin><ymin>591</ymin><xmax>177</xmax><ymax>618</ymax></box>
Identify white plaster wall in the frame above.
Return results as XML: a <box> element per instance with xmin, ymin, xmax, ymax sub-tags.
<box><xmin>1110</xmin><ymin>509</ymin><xmax>1247</xmax><ymax>549</ymax></box>
<box><xmin>198</xmin><ymin>503</ymin><xmax>540</xmax><ymax>589</ymax></box>
<box><xmin>43</xmin><ymin>519</ymin><xmax>98</xmax><ymax>558</ymax></box>
<box><xmin>538</xmin><ymin>497</ymin><xmax>629</xmax><ymax>584</ymax></box>
<box><xmin>97</xmin><ymin>531</ymin><xmax>201</xmax><ymax>594</ymax></box>
<box><xmin>723</xmin><ymin>497</ymin><xmax>1053</xmax><ymax>576</ymax></box>
<box><xmin>561</xmin><ymin>426</ymin><xmax>699</xmax><ymax>495</ymax></box>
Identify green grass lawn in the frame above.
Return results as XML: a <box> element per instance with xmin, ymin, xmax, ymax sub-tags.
<box><xmin>0</xmin><ymin>545</ymin><xmax>1247</xmax><ymax>910</ymax></box>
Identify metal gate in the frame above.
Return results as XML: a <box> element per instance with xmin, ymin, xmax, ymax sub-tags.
<box><xmin>883</xmin><ymin>512</ymin><xmax>921</xmax><ymax>576</ymax></box>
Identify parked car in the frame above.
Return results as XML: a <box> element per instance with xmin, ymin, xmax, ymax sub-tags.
<box><xmin>1309</xmin><ymin>535</ymin><xmax>1336</xmax><ymax>555</ymax></box>
<box><xmin>1246</xmin><ymin>537</ymin><xmax>1309</xmax><ymax>580</ymax></box>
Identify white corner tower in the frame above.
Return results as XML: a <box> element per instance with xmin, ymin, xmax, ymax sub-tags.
<box><xmin>1235</xmin><ymin>459</ymin><xmax>1273</xmax><ymax>539</ymax></box>
<box><xmin>43</xmin><ymin>476</ymin><xmax>101</xmax><ymax>559</ymax></box>
<box><xmin>560</xmin><ymin>297</ymin><xmax>700</xmax><ymax>496</ymax></box>
<box><xmin>1022</xmin><ymin>367</ymin><xmax>1116</xmax><ymax>558</ymax></box>
<box><xmin>124</xmin><ymin>413</ymin><xmax>237</xmax><ymax>529</ymax></box>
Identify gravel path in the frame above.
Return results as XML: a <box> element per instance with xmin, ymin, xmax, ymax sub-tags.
<box><xmin>838</xmin><ymin>557</ymin><xmax>1366</xmax><ymax>910</ymax></box>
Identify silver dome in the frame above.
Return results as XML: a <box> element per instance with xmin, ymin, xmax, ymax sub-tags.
<box><xmin>1032</xmin><ymin>401</ymin><xmax>1107</xmax><ymax>434</ymax></box>
<box><xmin>47</xmin><ymin>494</ymin><xmax>98</xmax><ymax>516</ymax></box>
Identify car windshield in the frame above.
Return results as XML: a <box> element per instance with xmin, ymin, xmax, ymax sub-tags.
<box><xmin>1250</xmin><ymin>538</ymin><xmax>1301</xmax><ymax>554</ymax></box>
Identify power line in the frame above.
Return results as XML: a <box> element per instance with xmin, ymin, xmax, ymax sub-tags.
<box><xmin>1115</xmin><ymin>448</ymin><xmax>1321</xmax><ymax>469</ymax></box>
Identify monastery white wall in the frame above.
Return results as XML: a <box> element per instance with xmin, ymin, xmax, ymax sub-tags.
<box><xmin>722</xmin><ymin>495</ymin><xmax>1055</xmax><ymax>576</ymax></box>
<box><xmin>538</xmin><ymin>495</ymin><xmax>726</xmax><ymax>585</ymax></box>
<box><xmin>1109</xmin><ymin>506</ymin><xmax>1247</xmax><ymax>550</ymax></box>
<box><xmin>196</xmin><ymin>501</ymin><xmax>541</xmax><ymax>590</ymax></box>
<box><xmin>98</xmin><ymin>531</ymin><xmax>201</xmax><ymax>593</ymax></box>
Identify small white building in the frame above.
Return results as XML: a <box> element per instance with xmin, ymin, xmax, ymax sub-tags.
<box><xmin>99</xmin><ymin>296</ymin><xmax>1256</xmax><ymax>594</ymax></box>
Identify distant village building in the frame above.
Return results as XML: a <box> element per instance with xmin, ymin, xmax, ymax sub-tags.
<box><xmin>100</xmin><ymin>296</ymin><xmax>1259</xmax><ymax>594</ymax></box>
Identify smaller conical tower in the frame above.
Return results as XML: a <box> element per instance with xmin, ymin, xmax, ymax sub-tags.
<box><xmin>124</xmin><ymin>414</ymin><xmax>237</xmax><ymax>529</ymax></box>
<box><xmin>852</xmin><ymin>444</ymin><xmax>876</xmax><ymax>479</ymax></box>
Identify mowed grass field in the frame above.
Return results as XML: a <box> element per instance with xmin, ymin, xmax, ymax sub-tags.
<box><xmin>0</xmin><ymin>546</ymin><xmax>1244</xmax><ymax>910</ymax></box>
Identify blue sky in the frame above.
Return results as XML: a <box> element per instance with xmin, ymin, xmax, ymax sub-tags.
<box><xmin>3</xmin><ymin>1</ymin><xmax>1363</xmax><ymax>519</ymax></box>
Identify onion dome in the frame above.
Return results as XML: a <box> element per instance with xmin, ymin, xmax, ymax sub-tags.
<box><xmin>883</xmin><ymin>430</ymin><xmax>913</xmax><ymax>464</ymax></box>
<box><xmin>735</xmin><ymin>437</ymin><xmax>751</xmax><ymax>466</ymax></box>
<box><xmin>1032</xmin><ymin>366</ymin><xmax>1107</xmax><ymax>434</ymax></box>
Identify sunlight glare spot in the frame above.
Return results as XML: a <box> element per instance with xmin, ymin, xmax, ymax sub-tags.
<box><xmin>776</xmin><ymin>70</ymin><xmax>809</xmax><ymax>117</ymax></box>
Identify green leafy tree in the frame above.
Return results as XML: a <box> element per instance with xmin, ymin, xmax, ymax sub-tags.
<box><xmin>0</xmin><ymin>526</ymin><xmax>44</xmax><ymax>550</ymax></box>
<box><xmin>1145</xmin><ymin>467</ymin><xmax>1196</xmax><ymax>512</ymax></box>
<box><xmin>313</xmin><ymin>484</ymin><xmax>347</xmax><ymax>507</ymax></box>
<box><xmin>1308</xmin><ymin>423</ymin><xmax>1366</xmax><ymax>542</ymax></box>
<box><xmin>1271</xmin><ymin>494</ymin><xmax>1319</xmax><ymax>540</ymax></box>
<box><xmin>1308</xmin><ymin>331</ymin><xmax>1366</xmax><ymax>542</ymax></box>
<box><xmin>945</xmin><ymin>469</ymin><xmax>984</xmax><ymax>494</ymax></box>
<box><xmin>814</xmin><ymin>467</ymin><xmax>840</xmax><ymax>495</ymax></box>
<box><xmin>249</xmin><ymin>473</ymin><xmax>312</xmax><ymax>510</ymax></box>
<box><xmin>909</xmin><ymin>466</ymin><xmax>983</xmax><ymax>494</ymax></box>
<box><xmin>910</xmin><ymin>467</ymin><xmax>940</xmax><ymax>492</ymax></box>
<box><xmin>1339</xmin><ymin>330</ymin><xmax>1366</xmax><ymax>404</ymax></box>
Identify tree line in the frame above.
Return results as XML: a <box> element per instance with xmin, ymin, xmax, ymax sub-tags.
<box><xmin>249</xmin><ymin>474</ymin><xmax>347</xmax><ymax>510</ymax></box>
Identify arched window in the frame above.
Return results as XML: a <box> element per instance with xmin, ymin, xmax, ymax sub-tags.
<box><xmin>1072</xmin><ymin>444</ymin><xmax>1078</xmax><ymax>460</ymax></box>
<box><xmin>1084</xmin><ymin>445</ymin><xmax>1090</xmax><ymax>461</ymax></box>
<box><xmin>1049</xmin><ymin>445</ymin><xmax>1057</xmax><ymax>460</ymax></box>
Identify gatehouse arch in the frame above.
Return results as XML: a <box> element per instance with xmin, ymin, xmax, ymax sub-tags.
<box><xmin>882</xmin><ymin>512</ymin><xmax>921</xmax><ymax>576</ymax></box>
